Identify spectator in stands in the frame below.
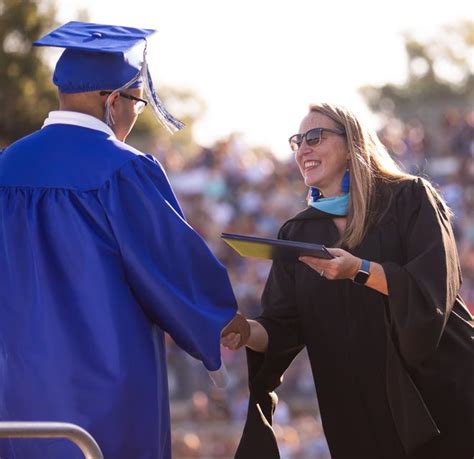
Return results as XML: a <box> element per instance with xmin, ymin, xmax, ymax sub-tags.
<box><xmin>222</xmin><ymin>102</ymin><xmax>474</xmax><ymax>459</ymax></box>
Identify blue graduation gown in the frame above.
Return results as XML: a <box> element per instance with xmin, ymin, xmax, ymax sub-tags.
<box><xmin>0</xmin><ymin>123</ymin><xmax>237</xmax><ymax>458</ymax></box>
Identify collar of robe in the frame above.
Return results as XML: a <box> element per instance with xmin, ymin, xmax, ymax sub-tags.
<box><xmin>309</xmin><ymin>192</ymin><xmax>350</xmax><ymax>216</ymax></box>
<box><xmin>42</xmin><ymin>111</ymin><xmax>116</xmax><ymax>138</ymax></box>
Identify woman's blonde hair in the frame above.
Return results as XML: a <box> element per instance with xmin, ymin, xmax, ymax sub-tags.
<box><xmin>308</xmin><ymin>102</ymin><xmax>414</xmax><ymax>249</ymax></box>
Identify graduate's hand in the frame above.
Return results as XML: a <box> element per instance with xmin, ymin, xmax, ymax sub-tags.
<box><xmin>299</xmin><ymin>247</ymin><xmax>360</xmax><ymax>280</ymax></box>
<box><xmin>222</xmin><ymin>319</ymin><xmax>269</xmax><ymax>353</ymax></box>
<box><xmin>220</xmin><ymin>312</ymin><xmax>250</xmax><ymax>350</ymax></box>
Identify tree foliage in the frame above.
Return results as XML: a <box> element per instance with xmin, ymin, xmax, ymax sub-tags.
<box><xmin>0</xmin><ymin>0</ymin><xmax>58</xmax><ymax>146</ymax></box>
<box><xmin>360</xmin><ymin>20</ymin><xmax>474</xmax><ymax>119</ymax></box>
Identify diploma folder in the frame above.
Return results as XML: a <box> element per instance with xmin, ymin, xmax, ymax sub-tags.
<box><xmin>221</xmin><ymin>233</ymin><xmax>334</xmax><ymax>261</ymax></box>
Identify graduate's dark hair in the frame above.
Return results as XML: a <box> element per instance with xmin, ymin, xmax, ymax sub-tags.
<box><xmin>308</xmin><ymin>102</ymin><xmax>451</xmax><ymax>249</ymax></box>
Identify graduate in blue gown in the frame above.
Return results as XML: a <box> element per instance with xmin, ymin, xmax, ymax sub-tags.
<box><xmin>0</xmin><ymin>21</ymin><xmax>238</xmax><ymax>459</ymax></box>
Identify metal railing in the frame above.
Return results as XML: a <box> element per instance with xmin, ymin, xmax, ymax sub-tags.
<box><xmin>0</xmin><ymin>422</ymin><xmax>104</xmax><ymax>459</ymax></box>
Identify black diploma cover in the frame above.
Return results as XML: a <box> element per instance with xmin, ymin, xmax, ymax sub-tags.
<box><xmin>221</xmin><ymin>233</ymin><xmax>334</xmax><ymax>261</ymax></box>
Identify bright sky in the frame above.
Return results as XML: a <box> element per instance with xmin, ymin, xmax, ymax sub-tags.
<box><xmin>54</xmin><ymin>0</ymin><xmax>471</xmax><ymax>156</ymax></box>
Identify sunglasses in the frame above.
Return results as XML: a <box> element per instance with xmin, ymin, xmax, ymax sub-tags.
<box><xmin>289</xmin><ymin>127</ymin><xmax>345</xmax><ymax>152</ymax></box>
<box><xmin>99</xmin><ymin>91</ymin><xmax>148</xmax><ymax>114</ymax></box>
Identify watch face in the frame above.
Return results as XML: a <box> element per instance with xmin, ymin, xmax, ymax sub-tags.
<box><xmin>354</xmin><ymin>270</ymin><xmax>370</xmax><ymax>285</ymax></box>
<box><xmin>354</xmin><ymin>259</ymin><xmax>370</xmax><ymax>285</ymax></box>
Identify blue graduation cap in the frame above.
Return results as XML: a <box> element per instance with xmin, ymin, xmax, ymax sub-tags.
<box><xmin>34</xmin><ymin>21</ymin><xmax>184</xmax><ymax>132</ymax></box>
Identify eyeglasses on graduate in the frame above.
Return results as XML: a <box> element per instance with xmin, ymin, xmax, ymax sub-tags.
<box><xmin>289</xmin><ymin>127</ymin><xmax>346</xmax><ymax>152</ymax></box>
<box><xmin>99</xmin><ymin>91</ymin><xmax>148</xmax><ymax>114</ymax></box>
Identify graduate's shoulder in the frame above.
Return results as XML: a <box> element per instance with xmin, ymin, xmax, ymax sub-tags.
<box><xmin>73</xmin><ymin>129</ymin><xmax>164</xmax><ymax>176</ymax></box>
<box><xmin>104</xmin><ymin>140</ymin><xmax>166</xmax><ymax>176</ymax></box>
<box><xmin>0</xmin><ymin>126</ymin><xmax>163</xmax><ymax>190</ymax></box>
<box><xmin>1</xmin><ymin>128</ymin><xmax>42</xmax><ymax>155</ymax></box>
<box><xmin>2</xmin><ymin>125</ymin><xmax>133</xmax><ymax>164</ymax></box>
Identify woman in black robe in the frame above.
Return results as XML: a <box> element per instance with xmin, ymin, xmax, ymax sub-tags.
<box><xmin>221</xmin><ymin>102</ymin><xmax>474</xmax><ymax>459</ymax></box>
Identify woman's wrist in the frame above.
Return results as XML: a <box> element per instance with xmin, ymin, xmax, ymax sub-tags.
<box><xmin>350</xmin><ymin>257</ymin><xmax>362</xmax><ymax>280</ymax></box>
<box><xmin>246</xmin><ymin>320</ymin><xmax>269</xmax><ymax>353</ymax></box>
<box><xmin>363</xmin><ymin>262</ymin><xmax>388</xmax><ymax>295</ymax></box>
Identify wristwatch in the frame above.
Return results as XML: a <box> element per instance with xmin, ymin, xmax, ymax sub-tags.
<box><xmin>353</xmin><ymin>259</ymin><xmax>371</xmax><ymax>285</ymax></box>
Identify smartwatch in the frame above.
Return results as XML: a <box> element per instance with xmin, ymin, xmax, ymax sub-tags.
<box><xmin>353</xmin><ymin>259</ymin><xmax>371</xmax><ymax>285</ymax></box>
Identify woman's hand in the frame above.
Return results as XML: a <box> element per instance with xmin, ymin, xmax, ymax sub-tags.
<box><xmin>220</xmin><ymin>331</ymin><xmax>243</xmax><ymax>350</ymax></box>
<box><xmin>299</xmin><ymin>248</ymin><xmax>389</xmax><ymax>295</ymax></box>
<box><xmin>299</xmin><ymin>247</ymin><xmax>360</xmax><ymax>280</ymax></box>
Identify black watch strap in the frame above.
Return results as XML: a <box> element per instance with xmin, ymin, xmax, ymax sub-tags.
<box><xmin>353</xmin><ymin>259</ymin><xmax>371</xmax><ymax>285</ymax></box>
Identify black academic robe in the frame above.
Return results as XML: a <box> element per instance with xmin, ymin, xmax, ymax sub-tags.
<box><xmin>236</xmin><ymin>178</ymin><xmax>474</xmax><ymax>459</ymax></box>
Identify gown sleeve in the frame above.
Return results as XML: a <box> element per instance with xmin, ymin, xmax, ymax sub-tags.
<box><xmin>98</xmin><ymin>154</ymin><xmax>237</xmax><ymax>371</ymax></box>
<box><xmin>382</xmin><ymin>177</ymin><xmax>461</xmax><ymax>368</ymax></box>
<box><xmin>255</xmin><ymin>223</ymin><xmax>305</xmax><ymax>384</ymax></box>
<box><xmin>236</xmin><ymin>225</ymin><xmax>304</xmax><ymax>459</ymax></box>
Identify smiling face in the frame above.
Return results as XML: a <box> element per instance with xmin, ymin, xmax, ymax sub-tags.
<box><xmin>294</xmin><ymin>111</ymin><xmax>349</xmax><ymax>197</ymax></box>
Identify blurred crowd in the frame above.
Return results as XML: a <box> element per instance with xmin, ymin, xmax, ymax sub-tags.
<box><xmin>153</xmin><ymin>107</ymin><xmax>473</xmax><ymax>459</ymax></box>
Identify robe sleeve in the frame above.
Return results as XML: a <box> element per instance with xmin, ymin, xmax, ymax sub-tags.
<box><xmin>236</xmin><ymin>226</ymin><xmax>304</xmax><ymax>459</ymax></box>
<box><xmin>255</xmin><ymin>223</ymin><xmax>305</xmax><ymax>381</ymax></box>
<box><xmin>98</xmin><ymin>155</ymin><xmax>237</xmax><ymax>371</ymax></box>
<box><xmin>382</xmin><ymin>177</ymin><xmax>461</xmax><ymax>368</ymax></box>
<box><xmin>258</xmin><ymin>269</ymin><xmax>304</xmax><ymax>359</ymax></box>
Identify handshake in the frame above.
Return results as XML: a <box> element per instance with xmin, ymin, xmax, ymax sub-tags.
<box><xmin>220</xmin><ymin>312</ymin><xmax>251</xmax><ymax>350</ymax></box>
